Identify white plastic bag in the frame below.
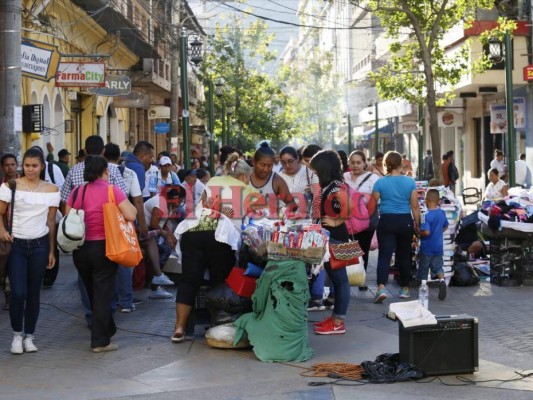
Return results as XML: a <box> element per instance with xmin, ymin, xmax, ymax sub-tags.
<box><xmin>346</xmin><ymin>262</ymin><xmax>366</xmax><ymax>286</ymax></box>
<box><xmin>205</xmin><ymin>323</ymin><xmax>250</xmax><ymax>349</ymax></box>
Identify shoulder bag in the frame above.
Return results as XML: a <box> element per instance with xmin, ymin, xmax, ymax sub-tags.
<box><xmin>328</xmin><ymin>239</ymin><xmax>364</xmax><ymax>270</ymax></box>
<box><xmin>0</xmin><ymin>180</ymin><xmax>16</xmax><ymax>288</ymax></box>
<box><xmin>103</xmin><ymin>185</ymin><xmax>143</xmax><ymax>267</ymax></box>
<box><xmin>57</xmin><ymin>185</ymin><xmax>87</xmax><ymax>253</ymax></box>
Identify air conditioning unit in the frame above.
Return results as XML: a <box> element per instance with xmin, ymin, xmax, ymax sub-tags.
<box><xmin>67</xmin><ymin>91</ymin><xmax>78</xmax><ymax>100</ymax></box>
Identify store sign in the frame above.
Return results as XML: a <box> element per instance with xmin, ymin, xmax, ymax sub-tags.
<box><xmin>490</xmin><ymin>97</ymin><xmax>526</xmax><ymax>134</ymax></box>
<box><xmin>87</xmin><ymin>75</ymin><xmax>131</xmax><ymax>96</ymax></box>
<box><xmin>148</xmin><ymin>106</ymin><xmax>170</xmax><ymax>120</ymax></box>
<box><xmin>524</xmin><ymin>64</ymin><xmax>533</xmax><ymax>81</ymax></box>
<box><xmin>55</xmin><ymin>62</ymin><xmax>105</xmax><ymax>87</ymax></box>
<box><xmin>154</xmin><ymin>122</ymin><xmax>170</xmax><ymax>134</ymax></box>
<box><xmin>113</xmin><ymin>90</ymin><xmax>150</xmax><ymax>108</ymax></box>
<box><xmin>399</xmin><ymin>121</ymin><xmax>419</xmax><ymax>134</ymax></box>
<box><xmin>437</xmin><ymin>111</ymin><xmax>463</xmax><ymax>127</ymax></box>
<box><xmin>21</xmin><ymin>40</ymin><xmax>61</xmax><ymax>81</ymax></box>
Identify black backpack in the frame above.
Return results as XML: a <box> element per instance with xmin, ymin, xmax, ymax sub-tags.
<box><xmin>450</xmin><ymin>262</ymin><xmax>480</xmax><ymax>286</ymax></box>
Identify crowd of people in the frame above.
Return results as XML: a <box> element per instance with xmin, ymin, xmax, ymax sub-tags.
<box><xmin>0</xmin><ymin>137</ymin><xmax>455</xmax><ymax>354</ymax></box>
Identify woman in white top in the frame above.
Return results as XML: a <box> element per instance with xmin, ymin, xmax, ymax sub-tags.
<box><xmin>484</xmin><ymin>168</ymin><xmax>508</xmax><ymax>201</ymax></box>
<box><xmin>0</xmin><ymin>148</ymin><xmax>60</xmax><ymax>354</ymax></box>
<box><xmin>171</xmin><ymin>153</ymin><xmax>260</xmax><ymax>343</ymax></box>
<box><xmin>278</xmin><ymin>146</ymin><xmax>320</xmax><ymax>219</ymax></box>
<box><xmin>343</xmin><ymin>151</ymin><xmax>379</xmax><ymax>289</ymax></box>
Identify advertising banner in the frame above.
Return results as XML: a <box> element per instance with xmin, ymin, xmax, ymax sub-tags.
<box><xmin>55</xmin><ymin>62</ymin><xmax>105</xmax><ymax>87</ymax></box>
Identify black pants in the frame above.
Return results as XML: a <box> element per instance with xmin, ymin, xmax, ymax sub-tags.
<box><xmin>73</xmin><ymin>240</ymin><xmax>118</xmax><ymax>348</ymax></box>
<box><xmin>177</xmin><ymin>231</ymin><xmax>235</xmax><ymax>306</ymax></box>
<box><xmin>350</xmin><ymin>228</ymin><xmax>375</xmax><ymax>271</ymax></box>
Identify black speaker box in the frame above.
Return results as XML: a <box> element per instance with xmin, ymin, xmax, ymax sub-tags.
<box><xmin>399</xmin><ymin>314</ymin><xmax>478</xmax><ymax>376</ymax></box>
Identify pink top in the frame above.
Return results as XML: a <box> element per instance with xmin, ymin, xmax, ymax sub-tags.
<box><xmin>67</xmin><ymin>179</ymin><xmax>127</xmax><ymax>241</ymax></box>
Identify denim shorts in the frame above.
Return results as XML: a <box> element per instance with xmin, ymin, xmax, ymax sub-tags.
<box><xmin>417</xmin><ymin>252</ymin><xmax>444</xmax><ymax>280</ymax></box>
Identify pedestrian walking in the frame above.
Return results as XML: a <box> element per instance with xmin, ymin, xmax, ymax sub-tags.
<box><xmin>0</xmin><ymin>148</ymin><xmax>60</xmax><ymax>354</ymax></box>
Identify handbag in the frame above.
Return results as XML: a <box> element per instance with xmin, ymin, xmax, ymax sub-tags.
<box><xmin>0</xmin><ymin>180</ymin><xmax>16</xmax><ymax>288</ymax></box>
<box><xmin>103</xmin><ymin>185</ymin><xmax>143</xmax><ymax>267</ymax></box>
<box><xmin>57</xmin><ymin>185</ymin><xmax>87</xmax><ymax>253</ymax></box>
<box><xmin>328</xmin><ymin>239</ymin><xmax>364</xmax><ymax>270</ymax></box>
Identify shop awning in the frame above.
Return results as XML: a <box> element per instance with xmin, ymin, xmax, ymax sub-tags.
<box><xmin>364</xmin><ymin>122</ymin><xmax>394</xmax><ymax>139</ymax></box>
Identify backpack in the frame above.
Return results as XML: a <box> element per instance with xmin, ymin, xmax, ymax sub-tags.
<box><xmin>47</xmin><ymin>162</ymin><xmax>55</xmax><ymax>184</ymax></box>
<box><xmin>450</xmin><ymin>262</ymin><xmax>480</xmax><ymax>286</ymax></box>
<box><xmin>57</xmin><ymin>185</ymin><xmax>87</xmax><ymax>253</ymax></box>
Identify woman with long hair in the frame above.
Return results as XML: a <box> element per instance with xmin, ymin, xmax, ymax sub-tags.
<box><xmin>344</xmin><ymin>150</ymin><xmax>379</xmax><ymax>290</ymax></box>
<box><xmin>309</xmin><ymin>150</ymin><xmax>351</xmax><ymax>335</ymax></box>
<box><xmin>171</xmin><ymin>153</ymin><xmax>260</xmax><ymax>343</ymax></box>
<box><xmin>0</xmin><ymin>148</ymin><xmax>60</xmax><ymax>354</ymax></box>
<box><xmin>66</xmin><ymin>156</ymin><xmax>137</xmax><ymax>352</ymax></box>
<box><xmin>371</xmin><ymin>151</ymin><xmax>420</xmax><ymax>303</ymax></box>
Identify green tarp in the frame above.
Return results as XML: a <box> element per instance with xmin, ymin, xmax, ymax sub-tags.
<box><xmin>233</xmin><ymin>259</ymin><xmax>313</xmax><ymax>362</ymax></box>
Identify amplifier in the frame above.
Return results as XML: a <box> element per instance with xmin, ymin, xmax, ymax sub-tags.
<box><xmin>399</xmin><ymin>314</ymin><xmax>478</xmax><ymax>376</ymax></box>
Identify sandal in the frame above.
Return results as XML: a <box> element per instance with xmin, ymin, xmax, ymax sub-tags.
<box><xmin>171</xmin><ymin>332</ymin><xmax>185</xmax><ymax>343</ymax></box>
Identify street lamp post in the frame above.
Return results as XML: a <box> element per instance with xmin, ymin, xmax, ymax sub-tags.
<box><xmin>226</xmin><ymin>105</ymin><xmax>234</xmax><ymax>145</ymax></box>
<box><xmin>215</xmin><ymin>79</ymin><xmax>226</xmax><ymax>145</ymax></box>
<box><xmin>179</xmin><ymin>29</ymin><xmax>203</xmax><ymax>171</ymax></box>
<box><xmin>343</xmin><ymin>114</ymin><xmax>352</xmax><ymax>154</ymax></box>
<box><xmin>489</xmin><ymin>34</ymin><xmax>515</xmax><ymax>187</ymax></box>
<box><xmin>206</xmin><ymin>79</ymin><xmax>215</xmax><ymax>176</ymax></box>
<box><xmin>374</xmin><ymin>101</ymin><xmax>379</xmax><ymax>156</ymax></box>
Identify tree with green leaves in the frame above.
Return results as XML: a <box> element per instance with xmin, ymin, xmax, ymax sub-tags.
<box><xmin>346</xmin><ymin>0</ymin><xmax>496</xmax><ymax>181</ymax></box>
<box><xmin>199</xmin><ymin>15</ymin><xmax>297</xmax><ymax>152</ymax></box>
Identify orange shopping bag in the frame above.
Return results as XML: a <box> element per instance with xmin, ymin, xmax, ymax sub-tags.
<box><xmin>103</xmin><ymin>185</ymin><xmax>143</xmax><ymax>267</ymax></box>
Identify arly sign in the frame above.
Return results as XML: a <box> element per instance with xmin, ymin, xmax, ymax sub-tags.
<box><xmin>55</xmin><ymin>62</ymin><xmax>105</xmax><ymax>87</ymax></box>
<box><xmin>21</xmin><ymin>40</ymin><xmax>61</xmax><ymax>81</ymax></box>
<box><xmin>87</xmin><ymin>75</ymin><xmax>131</xmax><ymax>96</ymax></box>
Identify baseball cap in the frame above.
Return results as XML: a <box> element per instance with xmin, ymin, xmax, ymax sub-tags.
<box><xmin>159</xmin><ymin>156</ymin><xmax>172</xmax><ymax>166</ymax></box>
<box><xmin>58</xmin><ymin>149</ymin><xmax>71</xmax><ymax>158</ymax></box>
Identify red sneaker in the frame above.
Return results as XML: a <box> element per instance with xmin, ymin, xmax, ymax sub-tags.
<box><xmin>313</xmin><ymin>316</ymin><xmax>333</xmax><ymax>328</ymax></box>
<box><xmin>314</xmin><ymin>319</ymin><xmax>345</xmax><ymax>335</ymax></box>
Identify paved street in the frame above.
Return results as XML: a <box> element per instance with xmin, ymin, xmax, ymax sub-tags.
<box><xmin>1</xmin><ymin>252</ymin><xmax>533</xmax><ymax>400</ymax></box>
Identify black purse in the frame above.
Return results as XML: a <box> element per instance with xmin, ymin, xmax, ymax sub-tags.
<box><xmin>0</xmin><ymin>180</ymin><xmax>16</xmax><ymax>288</ymax></box>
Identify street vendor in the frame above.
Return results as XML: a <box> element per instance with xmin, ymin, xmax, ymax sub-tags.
<box><xmin>483</xmin><ymin>168</ymin><xmax>508</xmax><ymax>201</ymax></box>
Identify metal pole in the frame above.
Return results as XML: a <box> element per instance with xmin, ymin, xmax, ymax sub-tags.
<box><xmin>505</xmin><ymin>31</ymin><xmax>515</xmax><ymax>187</ymax></box>
<box><xmin>227</xmin><ymin>113</ymin><xmax>232</xmax><ymax>146</ymax></box>
<box><xmin>0</xmin><ymin>0</ymin><xmax>22</xmax><ymax>158</ymax></box>
<box><xmin>347</xmin><ymin>115</ymin><xmax>352</xmax><ymax>154</ymax></box>
<box><xmin>374</xmin><ymin>101</ymin><xmax>379</xmax><ymax>156</ymax></box>
<box><xmin>169</xmin><ymin>14</ymin><xmax>179</xmax><ymax>142</ymax></box>
<box><xmin>179</xmin><ymin>29</ymin><xmax>191</xmax><ymax>169</ymax></box>
<box><xmin>207</xmin><ymin>79</ymin><xmax>215</xmax><ymax>175</ymax></box>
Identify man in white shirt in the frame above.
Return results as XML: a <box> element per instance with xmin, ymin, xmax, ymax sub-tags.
<box><xmin>490</xmin><ymin>150</ymin><xmax>507</xmax><ymax>182</ymax></box>
<box><xmin>515</xmin><ymin>153</ymin><xmax>530</xmax><ymax>188</ymax></box>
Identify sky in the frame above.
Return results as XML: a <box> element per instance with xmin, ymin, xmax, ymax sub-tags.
<box><xmin>189</xmin><ymin>0</ymin><xmax>301</xmax><ymax>75</ymax></box>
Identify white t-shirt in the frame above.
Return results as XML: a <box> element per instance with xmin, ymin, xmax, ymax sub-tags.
<box><xmin>142</xmin><ymin>165</ymin><xmax>158</xmax><ymax>198</ymax></box>
<box><xmin>484</xmin><ymin>179</ymin><xmax>506</xmax><ymax>200</ymax></box>
<box><xmin>0</xmin><ymin>183</ymin><xmax>60</xmax><ymax>239</ymax></box>
<box><xmin>45</xmin><ymin>162</ymin><xmax>65</xmax><ymax>189</ymax></box>
<box><xmin>144</xmin><ymin>195</ymin><xmax>168</xmax><ymax>228</ymax></box>
<box><xmin>123</xmin><ymin>166</ymin><xmax>142</xmax><ymax>198</ymax></box>
<box><xmin>279</xmin><ymin>166</ymin><xmax>318</xmax><ymax>194</ymax></box>
<box><xmin>515</xmin><ymin>159</ymin><xmax>527</xmax><ymax>186</ymax></box>
<box><xmin>344</xmin><ymin>171</ymin><xmax>379</xmax><ymax>194</ymax></box>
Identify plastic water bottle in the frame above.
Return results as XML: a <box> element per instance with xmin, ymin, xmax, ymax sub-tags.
<box><xmin>419</xmin><ymin>280</ymin><xmax>429</xmax><ymax>309</ymax></box>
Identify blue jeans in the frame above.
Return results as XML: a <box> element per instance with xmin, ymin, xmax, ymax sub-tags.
<box><xmin>114</xmin><ymin>265</ymin><xmax>133</xmax><ymax>309</ymax></box>
<box><xmin>7</xmin><ymin>235</ymin><xmax>49</xmax><ymax>334</ymax></box>
<box><xmin>417</xmin><ymin>252</ymin><xmax>444</xmax><ymax>281</ymax></box>
<box><xmin>324</xmin><ymin>263</ymin><xmax>350</xmax><ymax>320</ymax></box>
<box><xmin>309</xmin><ymin>269</ymin><xmax>326</xmax><ymax>301</ymax></box>
<box><xmin>376</xmin><ymin>214</ymin><xmax>414</xmax><ymax>287</ymax></box>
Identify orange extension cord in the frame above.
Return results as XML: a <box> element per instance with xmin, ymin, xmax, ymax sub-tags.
<box><xmin>301</xmin><ymin>363</ymin><xmax>365</xmax><ymax>380</ymax></box>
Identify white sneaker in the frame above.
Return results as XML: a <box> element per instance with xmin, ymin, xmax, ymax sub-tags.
<box><xmin>151</xmin><ymin>273</ymin><xmax>174</xmax><ymax>286</ymax></box>
<box><xmin>120</xmin><ymin>304</ymin><xmax>136</xmax><ymax>313</ymax></box>
<box><xmin>23</xmin><ymin>336</ymin><xmax>38</xmax><ymax>353</ymax></box>
<box><xmin>11</xmin><ymin>335</ymin><xmax>23</xmax><ymax>355</ymax></box>
<box><xmin>148</xmin><ymin>286</ymin><xmax>173</xmax><ymax>299</ymax></box>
